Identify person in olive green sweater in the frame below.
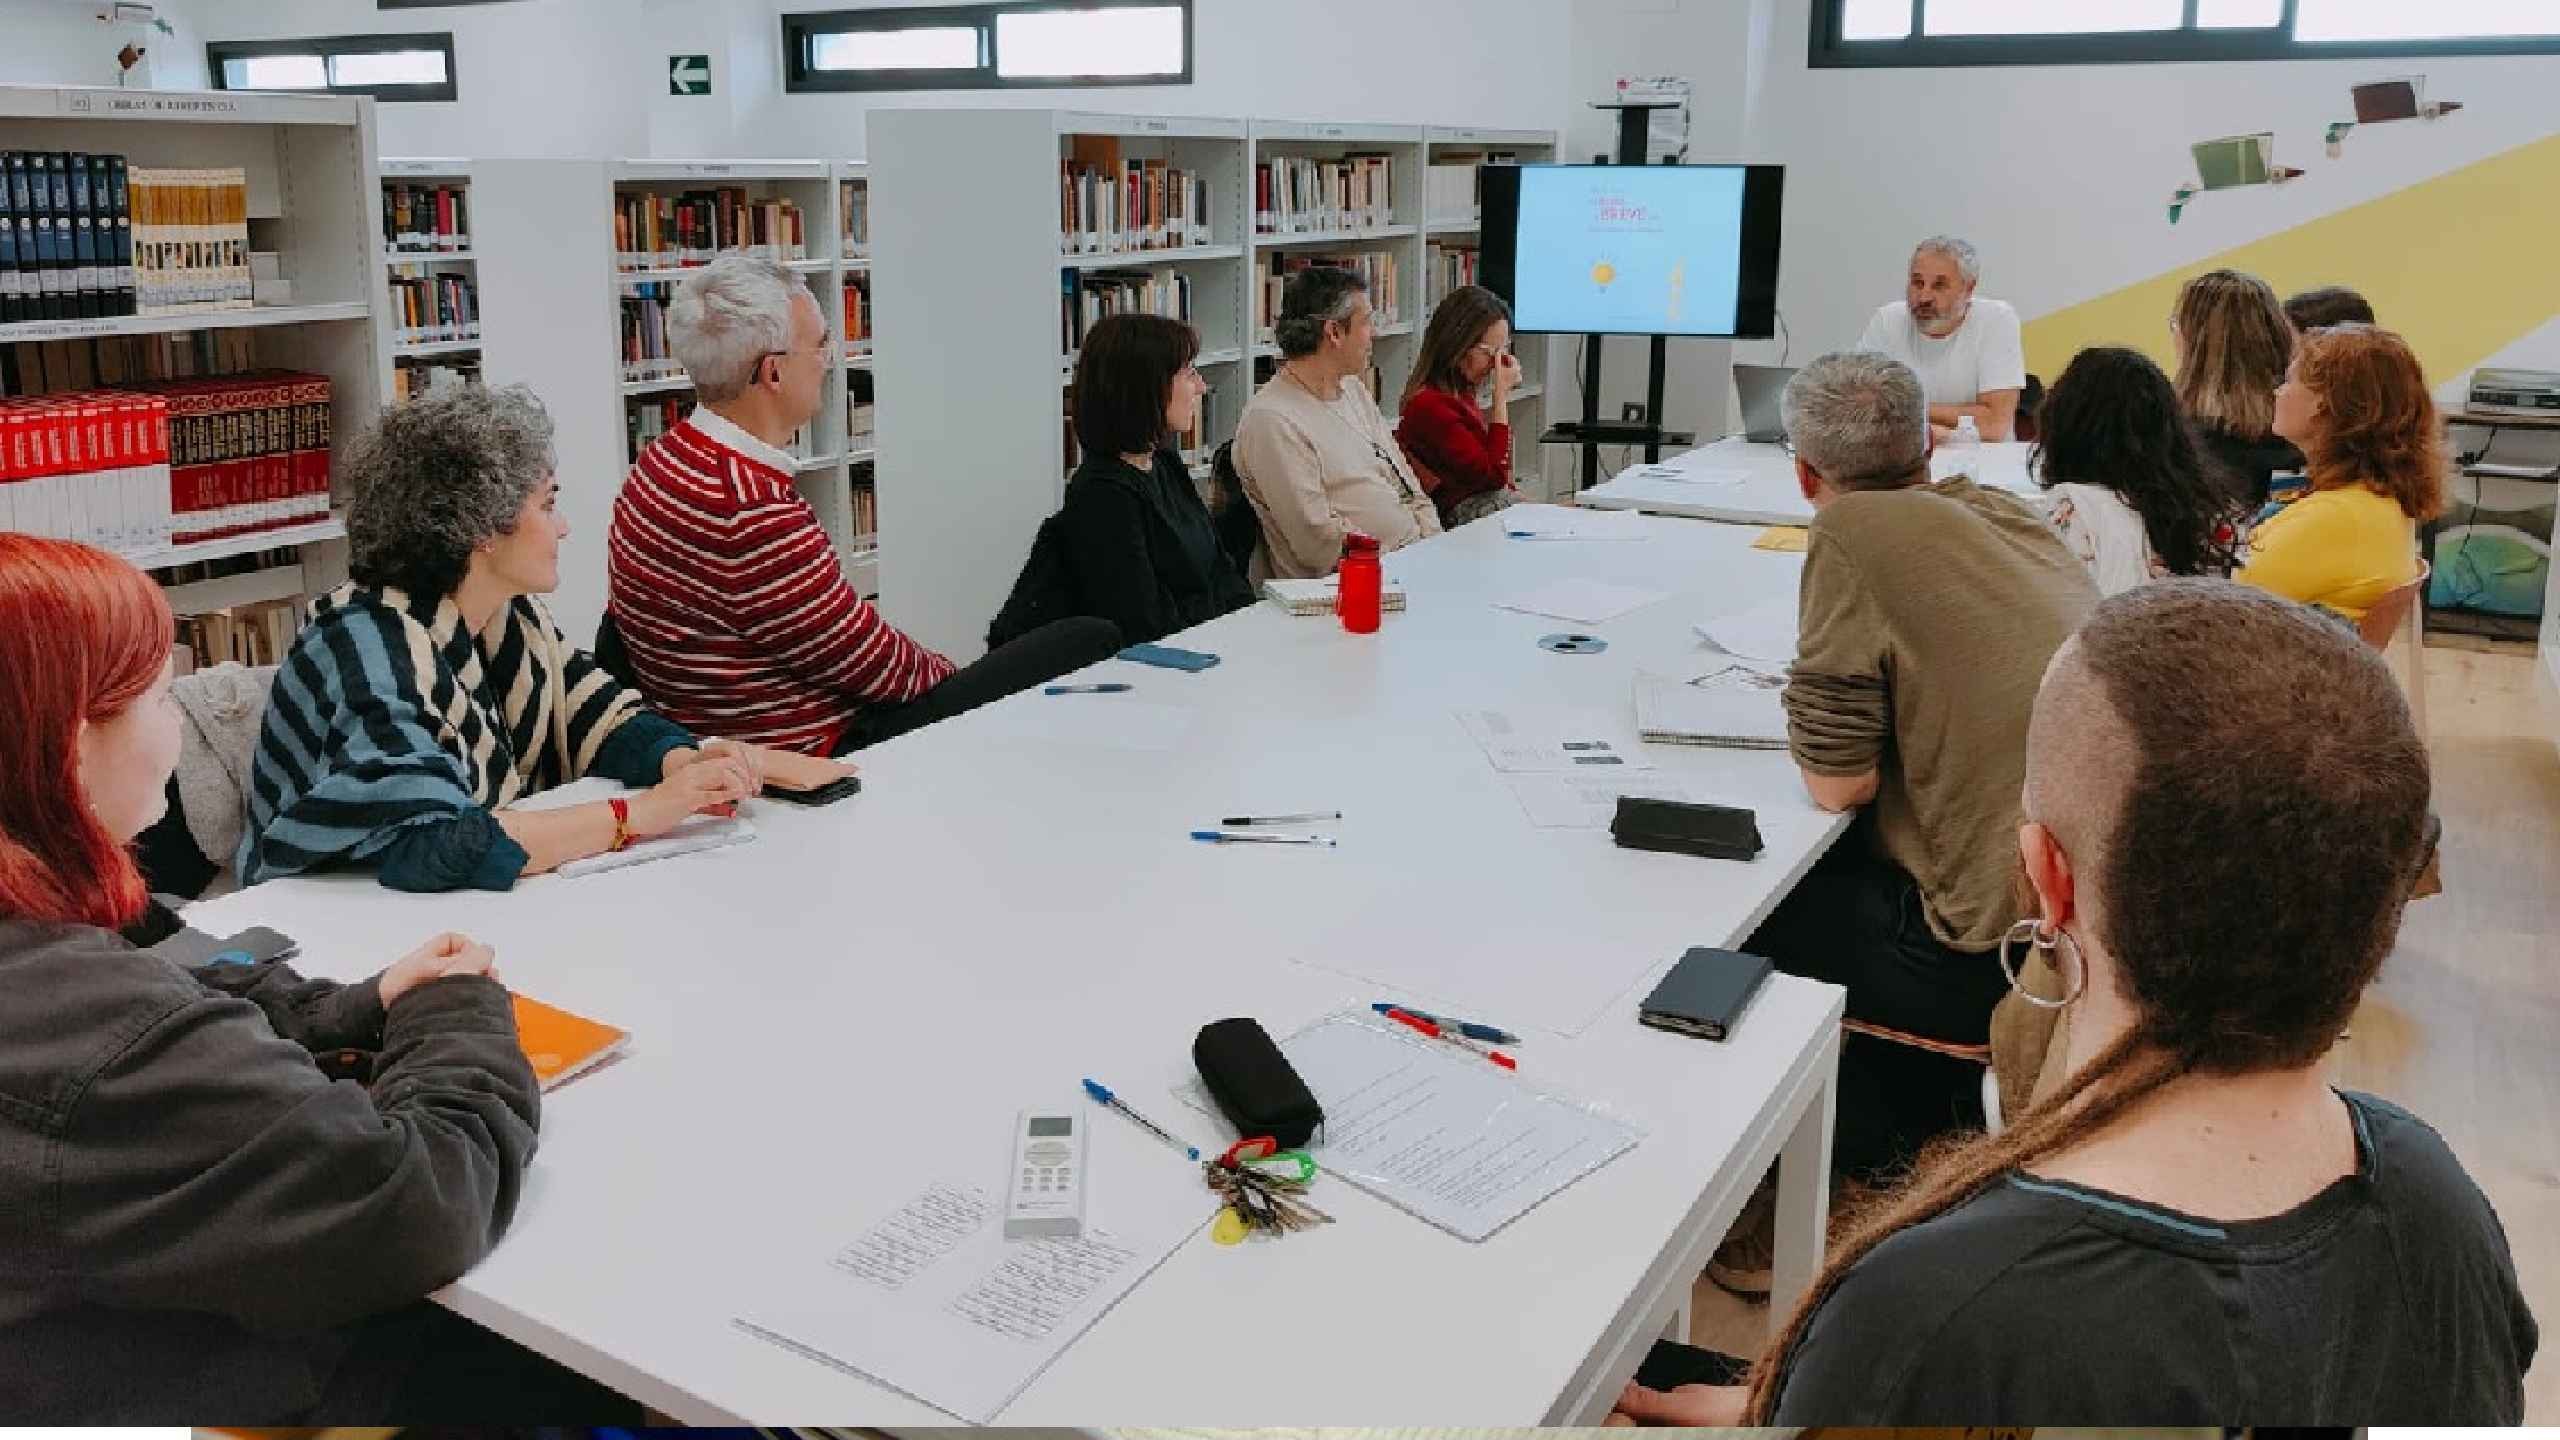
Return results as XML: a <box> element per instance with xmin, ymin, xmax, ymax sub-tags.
<box><xmin>1753</xmin><ymin>352</ymin><xmax>2098</xmax><ymax>1189</ymax></box>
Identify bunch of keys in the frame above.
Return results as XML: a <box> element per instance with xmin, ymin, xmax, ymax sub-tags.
<box><xmin>1204</xmin><ymin>1136</ymin><xmax>1335</xmax><ymax>1245</ymax></box>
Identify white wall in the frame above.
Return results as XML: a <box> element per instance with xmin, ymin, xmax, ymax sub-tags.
<box><xmin>0</xmin><ymin>0</ymin><xmax>206</xmax><ymax>90</ymax></box>
<box><xmin>194</xmin><ymin>0</ymin><xmax>650</xmax><ymax>159</ymax></box>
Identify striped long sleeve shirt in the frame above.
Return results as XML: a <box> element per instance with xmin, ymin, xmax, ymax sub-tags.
<box><xmin>607</xmin><ymin>411</ymin><xmax>954</xmax><ymax>755</ymax></box>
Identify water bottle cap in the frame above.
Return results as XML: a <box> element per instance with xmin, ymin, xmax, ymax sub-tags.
<box><xmin>1343</xmin><ymin>532</ymin><xmax>1381</xmax><ymax>556</ymax></box>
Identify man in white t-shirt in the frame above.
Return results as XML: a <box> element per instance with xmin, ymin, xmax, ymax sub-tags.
<box><xmin>1855</xmin><ymin>235</ymin><xmax>2026</xmax><ymax>442</ymax></box>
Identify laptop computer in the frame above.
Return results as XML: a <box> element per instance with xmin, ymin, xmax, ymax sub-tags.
<box><xmin>1734</xmin><ymin>363</ymin><xmax>1797</xmax><ymax>444</ymax></box>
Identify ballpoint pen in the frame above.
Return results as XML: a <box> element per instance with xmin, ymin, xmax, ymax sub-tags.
<box><xmin>1370</xmin><ymin>1001</ymin><xmax>1522</xmax><ymax>1046</ymax></box>
<box><xmin>1044</xmin><ymin>683</ymin><xmax>1132</xmax><ymax>695</ymax></box>
<box><xmin>1191</xmin><ymin>830</ymin><xmax>1337</xmax><ymax>846</ymax></box>
<box><xmin>1383</xmin><ymin>1007</ymin><xmax>1518</xmax><ymax>1070</ymax></box>
<box><xmin>1219</xmin><ymin>811</ymin><xmax>1344</xmax><ymax>827</ymax></box>
<box><xmin>1081</xmin><ymin>1078</ymin><xmax>1200</xmax><ymax>1160</ymax></box>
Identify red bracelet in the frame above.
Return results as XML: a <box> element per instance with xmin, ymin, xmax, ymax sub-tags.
<box><xmin>607</xmin><ymin>795</ymin><xmax>632</xmax><ymax>852</ymax></box>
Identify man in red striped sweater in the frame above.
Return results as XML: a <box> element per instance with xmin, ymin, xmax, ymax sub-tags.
<box><xmin>608</xmin><ymin>258</ymin><xmax>1118</xmax><ymax>756</ymax></box>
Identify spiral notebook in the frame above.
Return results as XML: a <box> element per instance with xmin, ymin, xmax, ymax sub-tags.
<box><xmin>1262</xmin><ymin>576</ymin><xmax>1407</xmax><ymax>616</ymax></box>
<box><xmin>1634</xmin><ymin>667</ymin><xmax>1789</xmax><ymax>750</ymax></box>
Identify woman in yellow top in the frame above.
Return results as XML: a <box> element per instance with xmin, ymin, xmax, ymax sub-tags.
<box><xmin>2235</xmin><ymin>324</ymin><xmax>2443</xmax><ymax>622</ymax></box>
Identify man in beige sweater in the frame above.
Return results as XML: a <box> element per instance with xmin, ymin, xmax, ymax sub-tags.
<box><xmin>1233</xmin><ymin>266</ymin><xmax>1440</xmax><ymax>578</ymax></box>
<box><xmin>1714</xmin><ymin>351</ymin><xmax>2096</xmax><ymax>1294</ymax></box>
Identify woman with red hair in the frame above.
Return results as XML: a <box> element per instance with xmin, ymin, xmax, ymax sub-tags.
<box><xmin>0</xmin><ymin>536</ymin><xmax>620</xmax><ymax>1420</ymax></box>
<box><xmin>2234</xmin><ymin>324</ymin><xmax>2444</xmax><ymax>623</ymax></box>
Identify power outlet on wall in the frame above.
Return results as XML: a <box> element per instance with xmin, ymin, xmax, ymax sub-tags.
<box><xmin>1621</xmin><ymin>402</ymin><xmax>1647</xmax><ymax>423</ymax></box>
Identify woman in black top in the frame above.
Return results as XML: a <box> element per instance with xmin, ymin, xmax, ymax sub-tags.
<box><xmin>1057</xmin><ymin>314</ymin><xmax>1254</xmax><ymax>645</ymax></box>
<box><xmin>1614</xmin><ymin>582</ymin><xmax>2535</xmax><ymax>1426</ymax></box>
<box><xmin>2171</xmin><ymin>268</ymin><xmax>2305</xmax><ymax>507</ymax></box>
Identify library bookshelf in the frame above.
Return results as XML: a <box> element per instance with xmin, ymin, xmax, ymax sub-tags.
<box><xmin>868</xmin><ymin>109</ymin><xmax>1560</xmax><ymax>659</ymax></box>
<box><xmin>461</xmin><ymin>156</ymin><xmax>880</xmax><ymax>647</ymax></box>
<box><xmin>0</xmin><ymin>84</ymin><xmax>395</xmax><ymax>664</ymax></box>
<box><xmin>380</xmin><ymin>156</ymin><xmax>481</xmax><ymax>403</ymax></box>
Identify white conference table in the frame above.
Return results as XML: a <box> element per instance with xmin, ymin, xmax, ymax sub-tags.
<box><xmin>188</xmin><ymin>515</ymin><xmax>1849</xmax><ymax>1425</ymax></box>
<box><xmin>1579</xmin><ymin>436</ymin><xmax>2042</xmax><ymax>527</ymax></box>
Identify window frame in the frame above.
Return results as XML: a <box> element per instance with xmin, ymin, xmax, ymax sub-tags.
<box><xmin>206</xmin><ymin>32</ymin><xmax>460</xmax><ymax>102</ymax></box>
<box><xmin>1811</xmin><ymin>0</ymin><xmax>2560</xmax><ymax>68</ymax></box>
<box><xmin>782</xmin><ymin>0</ymin><xmax>1194</xmax><ymax>94</ymax></box>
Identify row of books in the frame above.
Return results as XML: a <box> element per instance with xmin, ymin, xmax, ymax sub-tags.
<box><xmin>626</xmin><ymin>394</ymin><xmax>687</xmax><ymax>465</ymax></box>
<box><xmin>0</xmin><ymin>371</ymin><xmax>331</xmax><ymax>552</ymax></box>
<box><xmin>383</xmin><ymin>182</ymin><xmax>471</xmax><ymax>253</ymax></box>
<box><xmin>133</xmin><ymin>166</ymin><xmax>254</xmax><ymax>314</ymax></box>
<box><xmin>393</xmin><ymin>356</ymin><xmax>478</xmax><ymax>403</ymax></box>
<box><xmin>1256</xmin><ymin>154</ymin><xmax>1394</xmax><ymax>235</ymax></box>
<box><xmin>2</xmin><ymin>329</ymin><xmax>257</xmax><ymax>397</ymax></box>
<box><xmin>620</xmin><ymin>281</ymin><xmax>683</xmax><ymax>381</ymax></box>
<box><xmin>848</xmin><ymin>374</ymin><xmax>874</xmax><ymax>446</ymax></box>
<box><xmin>843</xmin><ymin>278</ymin><xmax>867</xmax><ymax>350</ymax></box>
<box><xmin>1423</xmin><ymin>153</ymin><xmax>1518</xmax><ymax>224</ymax></box>
<box><xmin>1061</xmin><ymin>266</ymin><xmax>1194</xmax><ymax>355</ymax></box>
<box><xmin>389</xmin><ymin>271</ymin><xmax>480</xmax><ymax>345</ymax></box>
<box><xmin>841</xmin><ymin>179</ymin><xmax>869</xmax><ymax>258</ymax></box>
<box><xmin>1427</xmin><ymin>242</ymin><xmax>1480</xmax><ymax>308</ymax></box>
<box><xmin>613</xmin><ymin>188</ymin><xmax>808</xmax><ymax>270</ymax></box>
<box><xmin>176</xmin><ymin>599</ymin><xmax>303</xmax><ymax>671</ymax></box>
<box><xmin>1257</xmin><ymin>251</ymin><xmax>1402</xmax><ymax>340</ymax></box>
<box><xmin>1061</xmin><ymin>157</ymin><xmax>1214</xmax><ymax>255</ymax></box>
<box><xmin>1</xmin><ymin>151</ymin><xmax>135</xmax><ymax>322</ymax></box>
<box><xmin>849</xmin><ymin>474</ymin><xmax>876</xmax><ymax>543</ymax></box>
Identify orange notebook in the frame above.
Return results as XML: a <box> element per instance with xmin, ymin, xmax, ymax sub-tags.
<box><xmin>511</xmin><ymin>993</ymin><xmax>630</xmax><ymax>1090</ymax></box>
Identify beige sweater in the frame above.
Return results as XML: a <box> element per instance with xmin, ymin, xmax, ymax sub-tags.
<box><xmin>1232</xmin><ymin>368</ymin><xmax>1441</xmax><ymax>578</ymax></box>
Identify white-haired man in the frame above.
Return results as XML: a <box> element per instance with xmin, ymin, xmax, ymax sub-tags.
<box><xmin>1854</xmin><ymin>235</ymin><xmax>2025</xmax><ymax>442</ymax></box>
<box><xmin>607</xmin><ymin>256</ymin><xmax>1117</xmax><ymax>756</ymax></box>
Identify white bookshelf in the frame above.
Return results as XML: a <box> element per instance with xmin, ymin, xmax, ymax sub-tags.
<box><xmin>380</xmin><ymin>157</ymin><xmax>482</xmax><ymax>400</ymax></box>
<box><xmin>458</xmin><ymin>157</ymin><xmax>879</xmax><ymax>645</ymax></box>
<box><xmin>868</xmin><ymin>110</ymin><xmax>1560</xmax><ymax>653</ymax></box>
<box><xmin>0</xmin><ymin>84</ymin><xmax>395</xmax><ymax>627</ymax></box>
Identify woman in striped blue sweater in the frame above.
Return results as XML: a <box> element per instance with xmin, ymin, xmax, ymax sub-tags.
<box><xmin>240</xmin><ymin>385</ymin><xmax>842</xmax><ymax>892</ymax></box>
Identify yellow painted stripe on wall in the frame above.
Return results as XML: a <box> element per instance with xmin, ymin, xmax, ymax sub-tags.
<box><xmin>2021</xmin><ymin>129</ymin><xmax>2560</xmax><ymax>386</ymax></box>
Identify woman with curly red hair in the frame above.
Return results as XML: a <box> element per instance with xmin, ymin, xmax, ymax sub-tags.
<box><xmin>2234</xmin><ymin>324</ymin><xmax>2444</xmax><ymax>622</ymax></box>
<box><xmin>0</xmin><ymin>536</ymin><xmax>626</xmax><ymax>1420</ymax></box>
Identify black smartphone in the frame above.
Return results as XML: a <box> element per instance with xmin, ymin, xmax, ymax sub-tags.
<box><xmin>764</xmin><ymin>775</ymin><xmax>863</xmax><ymax>806</ymax></box>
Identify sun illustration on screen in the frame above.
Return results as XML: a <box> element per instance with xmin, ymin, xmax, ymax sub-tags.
<box><xmin>1592</xmin><ymin>260</ymin><xmax>1617</xmax><ymax>290</ymax></box>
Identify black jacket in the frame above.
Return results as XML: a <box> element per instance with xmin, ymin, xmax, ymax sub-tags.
<box><xmin>2197</xmin><ymin>423</ymin><xmax>2306</xmax><ymax>509</ymax></box>
<box><xmin>1055</xmin><ymin>449</ymin><xmax>1255</xmax><ymax>646</ymax></box>
<box><xmin>0</xmin><ymin>904</ymin><xmax>539</xmax><ymax>1420</ymax></box>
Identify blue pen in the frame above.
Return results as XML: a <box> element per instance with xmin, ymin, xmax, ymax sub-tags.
<box><xmin>1045</xmin><ymin>682</ymin><xmax>1132</xmax><ymax>695</ymax></box>
<box><xmin>1371</xmin><ymin>1001</ymin><xmax>1521</xmax><ymax>1046</ymax></box>
<box><xmin>1082</xmin><ymin>1078</ymin><xmax>1200</xmax><ymax>1160</ymax></box>
<box><xmin>1192</xmin><ymin>829</ymin><xmax>1337</xmax><ymax>847</ymax></box>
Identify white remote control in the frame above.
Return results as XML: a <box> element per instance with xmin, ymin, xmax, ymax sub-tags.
<box><xmin>1003</xmin><ymin>1109</ymin><xmax>1086</xmax><ymax>1239</ymax></box>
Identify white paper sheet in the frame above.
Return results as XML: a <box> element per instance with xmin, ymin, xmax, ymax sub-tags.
<box><xmin>1490</xmin><ymin>578</ymin><xmax>1669</xmax><ymax>625</ymax></box>
<box><xmin>1456</xmin><ymin>706</ymin><xmax>1655</xmax><ymax>774</ymax></box>
<box><xmin>1500</xmin><ymin>503</ymin><xmax>1652</xmax><ymax>541</ymax></box>
<box><xmin>971</xmin><ymin>695</ymin><xmax>1198</xmax><ymax>752</ymax></box>
<box><xmin>1504</xmin><ymin>772</ymin><xmax>1715</xmax><ymax>829</ymax></box>
<box><xmin>736</xmin><ymin>1179</ymin><xmax>1200</xmax><ymax>1422</ymax></box>
<box><xmin>1281</xmin><ymin>1012</ymin><xmax>1642</xmax><ymax>1242</ymax></box>
<box><xmin>1693</xmin><ymin>596</ymin><xmax>1799</xmax><ymax>665</ymax></box>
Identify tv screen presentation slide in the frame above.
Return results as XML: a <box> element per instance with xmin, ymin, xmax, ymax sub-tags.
<box><xmin>1484</xmin><ymin>163</ymin><xmax>1782</xmax><ymax>338</ymax></box>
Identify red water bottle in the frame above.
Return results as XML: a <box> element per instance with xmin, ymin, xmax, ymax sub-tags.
<box><xmin>1338</xmin><ymin>531</ymin><xmax>1382</xmax><ymax>634</ymax></box>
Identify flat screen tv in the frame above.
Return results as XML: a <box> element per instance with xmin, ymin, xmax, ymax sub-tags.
<box><xmin>1480</xmin><ymin>162</ymin><xmax>1783</xmax><ymax>339</ymax></box>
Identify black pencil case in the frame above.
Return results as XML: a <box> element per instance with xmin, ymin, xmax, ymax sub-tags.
<box><xmin>1193</xmin><ymin>1017</ymin><xmax>1323</xmax><ymax>1149</ymax></box>
<box><xmin>1611</xmin><ymin>795</ymin><xmax>1765</xmax><ymax>861</ymax></box>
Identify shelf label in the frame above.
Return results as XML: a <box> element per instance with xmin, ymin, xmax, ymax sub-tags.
<box><xmin>1138</xmin><ymin>118</ymin><xmax>1169</xmax><ymax>132</ymax></box>
<box><xmin>64</xmin><ymin>91</ymin><xmax>246</xmax><ymax>117</ymax></box>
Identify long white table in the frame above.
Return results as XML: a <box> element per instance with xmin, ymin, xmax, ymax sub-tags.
<box><xmin>1579</xmin><ymin>436</ymin><xmax>2042</xmax><ymax>527</ymax></box>
<box><xmin>187</xmin><ymin>515</ymin><xmax>1848</xmax><ymax>1425</ymax></box>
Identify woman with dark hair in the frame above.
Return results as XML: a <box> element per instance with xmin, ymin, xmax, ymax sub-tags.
<box><xmin>1613</xmin><ymin>582</ymin><xmax>2534</xmax><ymax>1426</ymax></box>
<box><xmin>2032</xmin><ymin>345</ymin><xmax>2239</xmax><ymax>595</ymax></box>
<box><xmin>2170</xmin><ymin>269</ymin><xmax>2304</xmax><ymax>508</ymax></box>
<box><xmin>0</xmin><ymin>535</ymin><xmax>634</xmax><ymax>1421</ymax></box>
<box><xmin>2236</xmin><ymin>324</ymin><xmax>2444</xmax><ymax>623</ymax></box>
<box><xmin>1049</xmin><ymin>312</ymin><xmax>1253</xmax><ymax>645</ymax></box>
<box><xmin>1396</xmin><ymin>284</ymin><xmax>1523</xmax><ymax>527</ymax></box>
<box><xmin>239</xmin><ymin>383</ymin><xmax>830</xmax><ymax>893</ymax></box>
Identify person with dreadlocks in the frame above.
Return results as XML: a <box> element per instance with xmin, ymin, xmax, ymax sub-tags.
<box><xmin>1614</xmin><ymin>582</ymin><xmax>2535</xmax><ymax>1425</ymax></box>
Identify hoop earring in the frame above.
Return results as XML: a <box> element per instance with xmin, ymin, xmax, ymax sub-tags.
<box><xmin>1997</xmin><ymin>917</ymin><xmax>2086</xmax><ymax>1010</ymax></box>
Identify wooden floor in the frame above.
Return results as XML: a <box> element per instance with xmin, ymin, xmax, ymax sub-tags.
<box><xmin>1694</xmin><ymin>641</ymin><xmax>2560</xmax><ymax>1421</ymax></box>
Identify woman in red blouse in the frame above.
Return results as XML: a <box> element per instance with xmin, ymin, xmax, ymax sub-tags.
<box><xmin>1396</xmin><ymin>284</ymin><xmax>1524</xmax><ymax>527</ymax></box>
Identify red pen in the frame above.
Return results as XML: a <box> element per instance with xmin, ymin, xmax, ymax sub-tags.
<box><xmin>1385</xmin><ymin>1007</ymin><xmax>1518</xmax><ymax>1070</ymax></box>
